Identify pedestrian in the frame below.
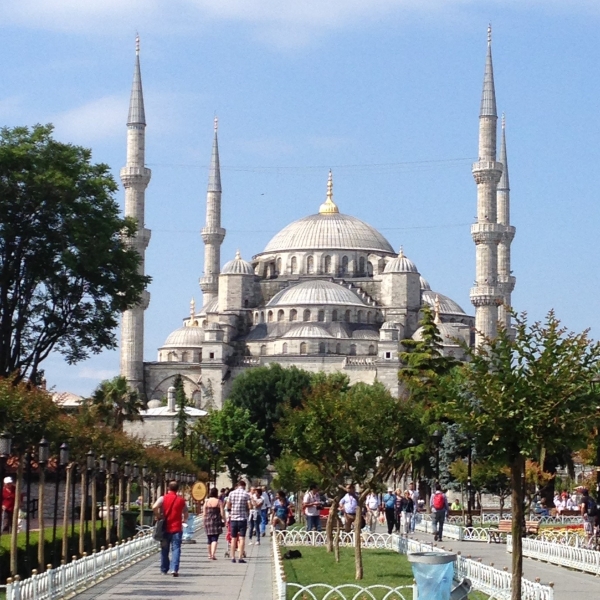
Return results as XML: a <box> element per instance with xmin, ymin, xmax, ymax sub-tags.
<box><xmin>365</xmin><ymin>490</ymin><xmax>380</xmax><ymax>533</ymax></box>
<box><xmin>382</xmin><ymin>487</ymin><xmax>396</xmax><ymax>534</ymax></box>
<box><xmin>408</xmin><ymin>482</ymin><xmax>419</xmax><ymax>532</ymax></box>
<box><xmin>430</xmin><ymin>484</ymin><xmax>448</xmax><ymax>542</ymax></box>
<box><xmin>248</xmin><ymin>487</ymin><xmax>263</xmax><ymax>545</ymax></box>
<box><xmin>226</xmin><ymin>480</ymin><xmax>252</xmax><ymax>563</ymax></box>
<box><xmin>152</xmin><ymin>480</ymin><xmax>188</xmax><ymax>576</ymax></box>
<box><xmin>394</xmin><ymin>488</ymin><xmax>405</xmax><ymax>533</ymax></box>
<box><xmin>260</xmin><ymin>486</ymin><xmax>271</xmax><ymax>537</ymax></box>
<box><xmin>339</xmin><ymin>484</ymin><xmax>358</xmax><ymax>533</ymax></box>
<box><xmin>272</xmin><ymin>490</ymin><xmax>290</xmax><ymax>532</ymax></box>
<box><xmin>303</xmin><ymin>484</ymin><xmax>321</xmax><ymax>532</ymax></box>
<box><xmin>580</xmin><ymin>488</ymin><xmax>598</xmax><ymax>541</ymax></box>
<box><xmin>402</xmin><ymin>490</ymin><xmax>414</xmax><ymax>534</ymax></box>
<box><xmin>203</xmin><ymin>487</ymin><xmax>225</xmax><ymax>560</ymax></box>
<box><xmin>2</xmin><ymin>477</ymin><xmax>15</xmax><ymax>533</ymax></box>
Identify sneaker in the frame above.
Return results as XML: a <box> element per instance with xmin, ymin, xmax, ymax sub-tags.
<box><xmin>172</xmin><ymin>572</ymin><xmax>179</xmax><ymax>578</ymax></box>
<box><xmin>262</xmin><ymin>532</ymin><xmax>265</xmax><ymax>537</ymax></box>
<box><xmin>238</xmin><ymin>559</ymin><xmax>247</xmax><ymax>564</ymax></box>
<box><xmin>231</xmin><ymin>558</ymin><xmax>236</xmax><ymax>563</ymax></box>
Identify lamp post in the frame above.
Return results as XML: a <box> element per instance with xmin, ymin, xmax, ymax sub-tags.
<box><xmin>110</xmin><ymin>458</ymin><xmax>119</xmax><ymax>542</ymax></box>
<box><xmin>466</xmin><ymin>445</ymin><xmax>473</xmax><ymax>529</ymax></box>
<box><xmin>87</xmin><ymin>450</ymin><xmax>96</xmax><ymax>552</ymax></box>
<box><xmin>99</xmin><ymin>455</ymin><xmax>108</xmax><ymax>545</ymax></box>
<box><xmin>0</xmin><ymin>431</ymin><xmax>13</xmax><ymax>545</ymax></box>
<box><xmin>431</xmin><ymin>430</ymin><xmax>443</xmax><ymax>485</ymax></box>
<box><xmin>124</xmin><ymin>461</ymin><xmax>132</xmax><ymax>512</ymax></box>
<box><xmin>52</xmin><ymin>442</ymin><xmax>69</xmax><ymax>567</ymax></box>
<box><xmin>37</xmin><ymin>438</ymin><xmax>49</xmax><ymax>571</ymax></box>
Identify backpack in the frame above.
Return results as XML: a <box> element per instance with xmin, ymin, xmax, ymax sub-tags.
<box><xmin>432</xmin><ymin>492</ymin><xmax>445</xmax><ymax>511</ymax></box>
<box><xmin>587</xmin><ymin>497</ymin><xmax>598</xmax><ymax>517</ymax></box>
<box><xmin>385</xmin><ymin>494</ymin><xmax>395</xmax><ymax>509</ymax></box>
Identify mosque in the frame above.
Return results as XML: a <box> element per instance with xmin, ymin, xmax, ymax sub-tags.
<box><xmin>119</xmin><ymin>28</ymin><xmax>515</xmax><ymax>409</ymax></box>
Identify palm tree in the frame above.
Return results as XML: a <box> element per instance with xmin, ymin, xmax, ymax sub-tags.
<box><xmin>90</xmin><ymin>376</ymin><xmax>147</xmax><ymax>429</ymax></box>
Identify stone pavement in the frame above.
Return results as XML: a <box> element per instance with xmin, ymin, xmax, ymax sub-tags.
<box><xmin>410</xmin><ymin>531</ymin><xmax>600</xmax><ymax>600</ymax></box>
<box><xmin>73</xmin><ymin>532</ymin><xmax>274</xmax><ymax>600</ymax></box>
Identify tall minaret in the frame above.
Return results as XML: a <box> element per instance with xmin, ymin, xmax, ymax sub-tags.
<box><xmin>120</xmin><ymin>36</ymin><xmax>151</xmax><ymax>393</ymax></box>
<box><xmin>497</xmin><ymin>114</ymin><xmax>516</xmax><ymax>332</ymax></box>
<box><xmin>200</xmin><ymin>118</ymin><xmax>225</xmax><ymax>305</ymax></box>
<box><xmin>470</xmin><ymin>26</ymin><xmax>504</xmax><ymax>345</ymax></box>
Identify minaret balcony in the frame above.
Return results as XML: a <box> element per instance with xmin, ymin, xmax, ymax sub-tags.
<box><xmin>201</xmin><ymin>226</ymin><xmax>226</xmax><ymax>244</ymax></box>
<box><xmin>472</xmin><ymin>161</ymin><xmax>502</xmax><ymax>184</ymax></box>
<box><xmin>120</xmin><ymin>166</ymin><xmax>151</xmax><ymax>186</ymax></box>
<box><xmin>471</xmin><ymin>222</ymin><xmax>504</xmax><ymax>244</ymax></box>
<box><xmin>470</xmin><ymin>287</ymin><xmax>503</xmax><ymax>307</ymax></box>
<box><xmin>500</xmin><ymin>225</ymin><xmax>516</xmax><ymax>242</ymax></box>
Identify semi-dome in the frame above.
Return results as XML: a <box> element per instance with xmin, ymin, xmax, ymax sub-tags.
<box><xmin>420</xmin><ymin>276</ymin><xmax>431</xmax><ymax>291</ymax></box>
<box><xmin>422</xmin><ymin>290</ymin><xmax>466</xmax><ymax>315</ymax></box>
<box><xmin>222</xmin><ymin>250</ymin><xmax>254</xmax><ymax>275</ymax></box>
<box><xmin>384</xmin><ymin>248</ymin><xmax>418</xmax><ymax>274</ymax></box>
<box><xmin>413</xmin><ymin>321</ymin><xmax>463</xmax><ymax>345</ymax></box>
<box><xmin>163</xmin><ymin>326</ymin><xmax>205</xmax><ymax>347</ymax></box>
<box><xmin>352</xmin><ymin>329</ymin><xmax>379</xmax><ymax>340</ymax></box>
<box><xmin>267</xmin><ymin>280</ymin><xmax>367</xmax><ymax>307</ymax></box>
<box><xmin>282</xmin><ymin>324</ymin><xmax>333</xmax><ymax>338</ymax></box>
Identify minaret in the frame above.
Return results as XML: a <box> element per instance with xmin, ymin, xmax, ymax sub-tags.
<box><xmin>497</xmin><ymin>114</ymin><xmax>516</xmax><ymax>332</ymax></box>
<box><xmin>200</xmin><ymin>118</ymin><xmax>225</xmax><ymax>305</ymax></box>
<box><xmin>470</xmin><ymin>25</ymin><xmax>504</xmax><ymax>345</ymax></box>
<box><xmin>120</xmin><ymin>36</ymin><xmax>151</xmax><ymax>393</ymax></box>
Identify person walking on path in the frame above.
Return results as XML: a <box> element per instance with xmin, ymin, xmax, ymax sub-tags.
<box><xmin>382</xmin><ymin>488</ymin><xmax>396</xmax><ymax>534</ymax></box>
<box><xmin>2</xmin><ymin>477</ymin><xmax>15</xmax><ymax>533</ymax></box>
<box><xmin>303</xmin><ymin>484</ymin><xmax>321</xmax><ymax>532</ymax></box>
<box><xmin>152</xmin><ymin>480</ymin><xmax>188</xmax><ymax>576</ymax></box>
<box><xmin>365</xmin><ymin>491</ymin><xmax>380</xmax><ymax>533</ymax></box>
<box><xmin>339</xmin><ymin>484</ymin><xmax>358</xmax><ymax>533</ymax></box>
<box><xmin>248</xmin><ymin>487</ymin><xmax>263</xmax><ymax>545</ymax></box>
<box><xmin>430</xmin><ymin>484</ymin><xmax>448</xmax><ymax>542</ymax></box>
<box><xmin>402</xmin><ymin>490</ymin><xmax>414</xmax><ymax>534</ymax></box>
<box><xmin>272</xmin><ymin>490</ymin><xmax>290</xmax><ymax>532</ymax></box>
<box><xmin>408</xmin><ymin>482</ymin><xmax>419</xmax><ymax>532</ymax></box>
<box><xmin>260</xmin><ymin>486</ymin><xmax>271</xmax><ymax>537</ymax></box>
<box><xmin>226</xmin><ymin>480</ymin><xmax>252</xmax><ymax>563</ymax></box>
<box><xmin>203</xmin><ymin>487</ymin><xmax>225</xmax><ymax>560</ymax></box>
<box><xmin>580</xmin><ymin>488</ymin><xmax>598</xmax><ymax>542</ymax></box>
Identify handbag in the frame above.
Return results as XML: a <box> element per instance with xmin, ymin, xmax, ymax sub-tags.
<box><xmin>153</xmin><ymin>495</ymin><xmax>176</xmax><ymax>542</ymax></box>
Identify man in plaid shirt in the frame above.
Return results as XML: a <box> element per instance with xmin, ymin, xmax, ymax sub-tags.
<box><xmin>226</xmin><ymin>480</ymin><xmax>252</xmax><ymax>563</ymax></box>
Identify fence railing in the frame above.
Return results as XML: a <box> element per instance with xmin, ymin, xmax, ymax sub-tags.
<box><xmin>508</xmin><ymin>534</ymin><xmax>600</xmax><ymax>577</ymax></box>
<box><xmin>6</xmin><ymin>516</ymin><xmax>202</xmax><ymax>600</ymax></box>
<box><xmin>273</xmin><ymin>529</ymin><xmax>554</xmax><ymax>600</ymax></box>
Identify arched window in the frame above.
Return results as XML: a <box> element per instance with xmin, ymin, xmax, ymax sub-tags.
<box><xmin>277</xmin><ymin>309</ymin><xmax>285</xmax><ymax>322</ymax></box>
<box><xmin>319</xmin><ymin>342</ymin><xmax>326</xmax><ymax>354</ymax></box>
<box><xmin>318</xmin><ymin>310</ymin><xmax>325</xmax><ymax>322</ymax></box>
<box><xmin>307</xmin><ymin>256</ymin><xmax>314</xmax><ymax>274</ymax></box>
<box><xmin>282</xmin><ymin>343</ymin><xmax>288</xmax><ymax>354</ymax></box>
<box><xmin>367</xmin><ymin>312</ymin><xmax>372</xmax><ymax>324</ymax></box>
<box><xmin>260</xmin><ymin>312</ymin><xmax>265</xmax><ymax>323</ymax></box>
<box><xmin>181</xmin><ymin>351</ymin><xmax>188</xmax><ymax>362</ymax></box>
<box><xmin>350</xmin><ymin>344</ymin><xmax>357</xmax><ymax>356</ymax></box>
<box><xmin>336</xmin><ymin>343</ymin><xmax>341</xmax><ymax>354</ymax></box>
<box><xmin>300</xmin><ymin>342</ymin><xmax>307</xmax><ymax>355</ymax></box>
<box><xmin>367</xmin><ymin>261</ymin><xmax>374</xmax><ymax>277</ymax></box>
<box><xmin>341</xmin><ymin>255</ymin><xmax>349</xmax><ymax>275</ymax></box>
<box><xmin>260</xmin><ymin>345</ymin><xmax>267</xmax><ymax>356</ymax></box>
<box><xmin>359</xmin><ymin>257</ymin><xmax>365</xmax><ymax>275</ymax></box>
<box><xmin>357</xmin><ymin>310</ymin><xmax>363</xmax><ymax>323</ymax></box>
<box><xmin>303</xmin><ymin>309</ymin><xmax>311</xmax><ymax>322</ymax></box>
<box><xmin>323</xmin><ymin>255</ymin><xmax>332</xmax><ymax>273</ymax></box>
<box><xmin>244</xmin><ymin>299</ymin><xmax>249</xmax><ymax>308</ymax></box>
<box><xmin>291</xmin><ymin>256</ymin><xmax>297</xmax><ymax>274</ymax></box>
<box><xmin>276</xmin><ymin>257</ymin><xmax>282</xmax><ymax>274</ymax></box>
<box><xmin>368</xmin><ymin>344</ymin><xmax>376</xmax><ymax>355</ymax></box>
<box><xmin>345</xmin><ymin>310</ymin><xmax>351</xmax><ymax>322</ymax></box>
<box><xmin>332</xmin><ymin>310</ymin><xmax>338</xmax><ymax>322</ymax></box>
<box><xmin>267</xmin><ymin>310</ymin><xmax>274</xmax><ymax>323</ymax></box>
<box><xmin>290</xmin><ymin>309</ymin><xmax>297</xmax><ymax>321</ymax></box>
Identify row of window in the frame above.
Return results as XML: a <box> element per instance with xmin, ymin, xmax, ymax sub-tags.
<box><xmin>161</xmin><ymin>350</ymin><xmax>215</xmax><ymax>362</ymax></box>
<box><xmin>267</xmin><ymin>255</ymin><xmax>373</xmax><ymax>277</ymax></box>
<box><xmin>254</xmin><ymin>308</ymin><xmax>375</xmax><ymax>324</ymax></box>
<box><xmin>259</xmin><ymin>342</ymin><xmax>377</xmax><ymax>356</ymax></box>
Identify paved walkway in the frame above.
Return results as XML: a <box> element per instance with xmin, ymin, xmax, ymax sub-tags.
<box><xmin>74</xmin><ymin>532</ymin><xmax>274</xmax><ymax>600</ymax></box>
<box><xmin>410</xmin><ymin>532</ymin><xmax>600</xmax><ymax>600</ymax></box>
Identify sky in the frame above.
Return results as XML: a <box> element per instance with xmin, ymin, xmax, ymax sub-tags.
<box><xmin>2</xmin><ymin>0</ymin><xmax>600</xmax><ymax>396</ymax></box>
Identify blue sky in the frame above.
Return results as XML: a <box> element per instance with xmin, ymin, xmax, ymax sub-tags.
<box><xmin>2</xmin><ymin>1</ymin><xmax>599</xmax><ymax>395</ymax></box>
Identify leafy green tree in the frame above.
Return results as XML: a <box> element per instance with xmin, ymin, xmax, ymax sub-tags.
<box><xmin>227</xmin><ymin>363</ymin><xmax>315</xmax><ymax>460</ymax></box>
<box><xmin>171</xmin><ymin>375</ymin><xmax>190</xmax><ymax>455</ymax></box>
<box><xmin>447</xmin><ymin>311</ymin><xmax>600</xmax><ymax>600</ymax></box>
<box><xmin>89</xmin><ymin>376</ymin><xmax>147</xmax><ymax>430</ymax></box>
<box><xmin>0</xmin><ymin>125</ymin><xmax>149</xmax><ymax>383</ymax></box>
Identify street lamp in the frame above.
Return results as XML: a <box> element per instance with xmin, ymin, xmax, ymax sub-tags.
<box><xmin>431</xmin><ymin>430</ymin><xmax>443</xmax><ymax>484</ymax></box>
<box><xmin>86</xmin><ymin>450</ymin><xmax>96</xmax><ymax>553</ymax></box>
<box><xmin>466</xmin><ymin>444</ymin><xmax>474</xmax><ymax>529</ymax></box>
<box><xmin>52</xmin><ymin>442</ymin><xmax>69</xmax><ymax>566</ymax></box>
<box><xmin>37</xmin><ymin>437</ymin><xmax>49</xmax><ymax>572</ymax></box>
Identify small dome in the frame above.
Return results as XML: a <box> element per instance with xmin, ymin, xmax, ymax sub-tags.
<box><xmin>384</xmin><ymin>248</ymin><xmax>419</xmax><ymax>274</ymax></box>
<box><xmin>282</xmin><ymin>324</ymin><xmax>333</xmax><ymax>339</ymax></box>
<box><xmin>413</xmin><ymin>321</ymin><xmax>463</xmax><ymax>345</ymax></box>
<box><xmin>267</xmin><ymin>280</ymin><xmax>367</xmax><ymax>308</ymax></box>
<box><xmin>420</xmin><ymin>276</ymin><xmax>431</xmax><ymax>291</ymax></box>
<box><xmin>352</xmin><ymin>329</ymin><xmax>379</xmax><ymax>340</ymax></box>
<box><xmin>422</xmin><ymin>290</ymin><xmax>466</xmax><ymax>316</ymax></box>
<box><xmin>222</xmin><ymin>250</ymin><xmax>254</xmax><ymax>275</ymax></box>
<box><xmin>147</xmin><ymin>399</ymin><xmax>162</xmax><ymax>409</ymax></box>
<box><xmin>163</xmin><ymin>327</ymin><xmax>205</xmax><ymax>347</ymax></box>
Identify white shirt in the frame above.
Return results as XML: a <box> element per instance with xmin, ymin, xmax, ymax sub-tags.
<box><xmin>261</xmin><ymin>491</ymin><xmax>272</xmax><ymax>509</ymax></box>
<box><xmin>303</xmin><ymin>491</ymin><xmax>320</xmax><ymax>516</ymax></box>
<box><xmin>410</xmin><ymin>488</ymin><xmax>419</xmax><ymax>504</ymax></box>
<box><xmin>366</xmin><ymin>493</ymin><xmax>379</xmax><ymax>511</ymax></box>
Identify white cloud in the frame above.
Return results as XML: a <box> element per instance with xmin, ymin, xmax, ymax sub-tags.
<box><xmin>78</xmin><ymin>367</ymin><xmax>117</xmax><ymax>380</ymax></box>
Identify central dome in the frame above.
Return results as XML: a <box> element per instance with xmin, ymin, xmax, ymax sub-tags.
<box><xmin>267</xmin><ymin>280</ymin><xmax>368</xmax><ymax>307</ymax></box>
<box><xmin>263</xmin><ymin>212</ymin><xmax>395</xmax><ymax>254</ymax></box>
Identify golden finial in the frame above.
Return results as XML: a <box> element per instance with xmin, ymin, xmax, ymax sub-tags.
<box><xmin>434</xmin><ymin>294</ymin><xmax>442</xmax><ymax>324</ymax></box>
<box><xmin>135</xmin><ymin>34</ymin><xmax>140</xmax><ymax>56</ymax></box>
<box><xmin>398</xmin><ymin>246</ymin><xmax>405</xmax><ymax>258</ymax></box>
<box><xmin>190</xmin><ymin>298</ymin><xmax>196</xmax><ymax>326</ymax></box>
<box><xmin>235</xmin><ymin>249</ymin><xmax>241</xmax><ymax>260</ymax></box>
<box><xmin>487</xmin><ymin>24</ymin><xmax>492</xmax><ymax>46</ymax></box>
<box><xmin>214</xmin><ymin>116</ymin><xmax>218</xmax><ymax>132</ymax></box>
<box><xmin>319</xmin><ymin>170</ymin><xmax>339</xmax><ymax>215</ymax></box>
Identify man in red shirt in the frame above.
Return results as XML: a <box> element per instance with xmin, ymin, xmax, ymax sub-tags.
<box><xmin>2</xmin><ymin>477</ymin><xmax>15</xmax><ymax>533</ymax></box>
<box><xmin>153</xmin><ymin>481</ymin><xmax>189</xmax><ymax>576</ymax></box>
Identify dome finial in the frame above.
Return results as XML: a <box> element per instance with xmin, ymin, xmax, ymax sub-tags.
<box><xmin>398</xmin><ymin>246</ymin><xmax>404</xmax><ymax>258</ymax></box>
<box><xmin>190</xmin><ymin>297</ymin><xmax>196</xmax><ymax>326</ymax></box>
<box><xmin>434</xmin><ymin>294</ymin><xmax>442</xmax><ymax>324</ymax></box>
<box><xmin>214</xmin><ymin>115</ymin><xmax>218</xmax><ymax>132</ymax></box>
<box><xmin>319</xmin><ymin>169</ymin><xmax>339</xmax><ymax>214</ymax></box>
<box><xmin>235</xmin><ymin>249</ymin><xmax>241</xmax><ymax>259</ymax></box>
<box><xmin>135</xmin><ymin>33</ymin><xmax>140</xmax><ymax>56</ymax></box>
<box><xmin>488</xmin><ymin>23</ymin><xmax>492</xmax><ymax>46</ymax></box>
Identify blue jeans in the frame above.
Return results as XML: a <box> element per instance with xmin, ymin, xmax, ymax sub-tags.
<box><xmin>260</xmin><ymin>509</ymin><xmax>269</xmax><ymax>534</ymax></box>
<box><xmin>161</xmin><ymin>531</ymin><xmax>182</xmax><ymax>574</ymax></box>
<box><xmin>306</xmin><ymin>515</ymin><xmax>320</xmax><ymax>531</ymax></box>
<box><xmin>249</xmin><ymin>513</ymin><xmax>262</xmax><ymax>539</ymax></box>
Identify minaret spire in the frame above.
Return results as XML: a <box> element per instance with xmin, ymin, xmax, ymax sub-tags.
<box><xmin>120</xmin><ymin>36</ymin><xmax>152</xmax><ymax>394</ymax></box>
<box><xmin>319</xmin><ymin>169</ymin><xmax>339</xmax><ymax>214</ymax></box>
<box><xmin>470</xmin><ymin>25</ymin><xmax>504</xmax><ymax>345</ymax></box>
<box><xmin>200</xmin><ymin>118</ymin><xmax>226</xmax><ymax>305</ymax></box>
<box><xmin>497</xmin><ymin>114</ymin><xmax>516</xmax><ymax>332</ymax></box>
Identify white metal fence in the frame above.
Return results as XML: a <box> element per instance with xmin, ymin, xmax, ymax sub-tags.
<box><xmin>508</xmin><ymin>534</ymin><xmax>600</xmax><ymax>577</ymax></box>
<box><xmin>5</xmin><ymin>516</ymin><xmax>202</xmax><ymax>600</ymax></box>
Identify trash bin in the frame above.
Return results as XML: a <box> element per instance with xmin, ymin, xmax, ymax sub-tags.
<box><xmin>408</xmin><ymin>551</ymin><xmax>456</xmax><ymax>600</ymax></box>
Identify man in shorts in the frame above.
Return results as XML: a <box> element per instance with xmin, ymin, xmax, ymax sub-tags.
<box><xmin>226</xmin><ymin>480</ymin><xmax>252</xmax><ymax>563</ymax></box>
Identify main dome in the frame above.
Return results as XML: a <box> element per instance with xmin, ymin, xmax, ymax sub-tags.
<box><xmin>263</xmin><ymin>212</ymin><xmax>395</xmax><ymax>254</ymax></box>
<box><xmin>267</xmin><ymin>280</ymin><xmax>367</xmax><ymax>307</ymax></box>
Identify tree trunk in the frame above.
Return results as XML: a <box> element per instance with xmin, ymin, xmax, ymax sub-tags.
<box><xmin>326</xmin><ymin>506</ymin><xmax>335</xmax><ymax>552</ymax></box>
<box><xmin>10</xmin><ymin>458</ymin><xmax>23</xmax><ymax>576</ymax></box>
<box><xmin>91</xmin><ymin>476</ymin><xmax>97</xmax><ymax>551</ymax></box>
<box><xmin>510</xmin><ymin>457</ymin><xmax>525</xmax><ymax>600</ymax></box>
<box><xmin>117</xmin><ymin>476</ymin><xmax>124</xmax><ymax>542</ymax></box>
<box><xmin>334</xmin><ymin>514</ymin><xmax>340</xmax><ymax>563</ymax></box>
<box><xmin>62</xmin><ymin>464</ymin><xmax>72</xmax><ymax>563</ymax></box>
<box><xmin>79</xmin><ymin>470</ymin><xmax>86</xmax><ymax>556</ymax></box>
<box><xmin>105</xmin><ymin>474</ymin><xmax>111</xmax><ymax>541</ymax></box>
<box><xmin>354</xmin><ymin>497</ymin><xmax>363</xmax><ymax>580</ymax></box>
<box><xmin>38</xmin><ymin>468</ymin><xmax>45</xmax><ymax>571</ymax></box>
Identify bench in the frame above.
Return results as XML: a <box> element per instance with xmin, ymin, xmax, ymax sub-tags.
<box><xmin>487</xmin><ymin>519</ymin><xmax>539</xmax><ymax>543</ymax></box>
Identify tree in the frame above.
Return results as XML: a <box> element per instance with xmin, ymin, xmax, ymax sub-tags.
<box><xmin>0</xmin><ymin>125</ymin><xmax>149</xmax><ymax>384</ymax></box>
<box><xmin>447</xmin><ymin>311</ymin><xmax>600</xmax><ymax>600</ymax></box>
<box><xmin>89</xmin><ymin>376</ymin><xmax>147</xmax><ymax>430</ymax></box>
<box><xmin>171</xmin><ymin>375</ymin><xmax>190</xmax><ymax>455</ymax></box>
<box><xmin>227</xmin><ymin>364</ymin><xmax>314</xmax><ymax>460</ymax></box>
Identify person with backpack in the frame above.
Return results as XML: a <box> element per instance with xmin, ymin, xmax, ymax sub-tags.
<box><xmin>382</xmin><ymin>488</ymin><xmax>396</xmax><ymax>534</ymax></box>
<box><xmin>580</xmin><ymin>488</ymin><xmax>598</xmax><ymax>541</ymax></box>
<box><xmin>430</xmin><ymin>484</ymin><xmax>448</xmax><ymax>542</ymax></box>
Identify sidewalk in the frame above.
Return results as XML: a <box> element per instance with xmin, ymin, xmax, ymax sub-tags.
<box><xmin>73</xmin><ymin>532</ymin><xmax>274</xmax><ymax>600</ymax></box>
<box><xmin>410</xmin><ymin>531</ymin><xmax>600</xmax><ymax>600</ymax></box>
